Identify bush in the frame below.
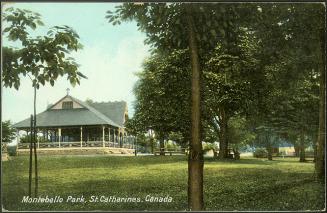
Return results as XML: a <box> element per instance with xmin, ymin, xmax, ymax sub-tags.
<box><xmin>203</xmin><ymin>143</ymin><xmax>217</xmax><ymax>152</ymax></box>
<box><xmin>253</xmin><ymin>148</ymin><xmax>267</xmax><ymax>158</ymax></box>
<box><xmin>7</xmin><ymin>145</ymin><xmax>17</xmax><ymax>156</ymax></box>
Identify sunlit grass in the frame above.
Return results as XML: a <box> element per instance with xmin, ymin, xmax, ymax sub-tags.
<box><xmin>2</xmin><ymin>155</ymin><xmax>325</xmax><ymax>211</ymax></box>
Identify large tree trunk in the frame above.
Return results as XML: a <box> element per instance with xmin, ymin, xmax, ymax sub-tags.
<box><xmin>315</xmin><ymin>28</ymin><xmax>325</xmax><ymax>180</ymax></box>
<box><xmin>218</xmin><ymin>106</ymin><xmax>228</xmax><ymax>159</ymax></box>
<box><xmin>186</xmin><ymin>5</ymin><xmax>204</xmax><ymax>211</ymax></box>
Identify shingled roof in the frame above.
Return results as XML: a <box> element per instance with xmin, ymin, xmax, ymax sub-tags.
<box><xmin>13</xmin><ymin>95</ymin><xmax>127</xmax><ymax>129</ymax></box>
<box><xmin>88</xmin><ymin>101</ymin><xmax>127</xmax><ymax>127</ymax></box>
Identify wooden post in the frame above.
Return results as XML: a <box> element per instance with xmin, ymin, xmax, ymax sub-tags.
<box><xmin>37</xmin><ymin>130</ymin><xmax>39</xmax><ymax>149</ymax></box>
<box><xmin>108</xmin><ymin>127</ymin><xmax>111</xmax><ymax>145</ymax></box>
<box><xmin>119</xmin><ymin>129</ymin><xmax>122</xmax><ymax>148</ymax></box>
<box><xmin>117</xmin><ymin>129</ymin><xmax>120</xmax><ymax>147</ymax></box>
<box><xmin>80</xmin><ymin>126</ymin><xmax>83</xmax><ymax>147</ymax></box>
<box><xmin>58</xmin><ymin>128</ymin><xmax>61</xmax><ymax>148</ymax></box>
<box><xmin>122</xmin><ymin>132</ymin><xmax>124</xmax><ymax>148</ymax></box>
<box><xmin>113</xmin><ymin>130</ymin><xmax>116</xmax><ymax>148</ymax></box>
<box><xmin>46</xmin><ymin>129</ymin><xmax>48</xmax><ymax>142</ymax></box>
<box><xmin>102</xmin><ymin>126</ymin><xmax>105</xmax><ymax>147</ymax></box>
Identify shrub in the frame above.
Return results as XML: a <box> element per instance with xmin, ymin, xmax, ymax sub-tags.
<box><xmin>203</xmin><ymin>143</ymin><xmax>217</xmax><ymax>152</ymax></box>
<box><xmin>7</xmin><ymin>145</ymin><xmax>17</xmax><ymax>156</ymax></box>
<box><xmin>253</xmin><ymin>148</ymin><xmax>267</xmax><ymax>158</ymax></box>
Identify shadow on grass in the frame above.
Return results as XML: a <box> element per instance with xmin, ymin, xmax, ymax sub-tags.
<box><xmin>204</xmin><ymin>156</ymin><xmax>314</xmax><ymax>165</ymax></box>
<box><xmin>204</xmin><ymin>157</ymin><xmax>278</xmax><ymax>165</ymax></box>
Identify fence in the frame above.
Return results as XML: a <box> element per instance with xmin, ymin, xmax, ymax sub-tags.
<box><xmin>18</xmin><ymin>141</ymin><xmax>135</xmax><ymax>149</ymax></box>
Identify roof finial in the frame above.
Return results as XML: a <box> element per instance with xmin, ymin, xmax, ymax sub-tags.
<box><xmin>66</xmin><ymin>88</ymin><xmax>70</xmax><ymax>96</ymax></box>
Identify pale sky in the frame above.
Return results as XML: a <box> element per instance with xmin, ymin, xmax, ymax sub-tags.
<box><xmin>2</xmin><ymin>3</ymin><xmax>150</xmax><ymax>123</ymax></box>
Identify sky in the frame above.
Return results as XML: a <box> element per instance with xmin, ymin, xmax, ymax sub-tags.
<box><xmin>1</xmin><ymin>2</ymin><xmax>150</xmax><ymax>123</ymax></box>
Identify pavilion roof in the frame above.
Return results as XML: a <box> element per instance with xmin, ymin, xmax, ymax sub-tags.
<box><xmin>13</xmin><ymin>95</ymin><xmax>126</xmax><ymax>129</ymax></box>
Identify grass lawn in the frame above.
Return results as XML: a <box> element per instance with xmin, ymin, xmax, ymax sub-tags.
<box><xmin>2</xmin><ymin>155</ymin><xmax>325</xmax><ymax>211</ymax></box>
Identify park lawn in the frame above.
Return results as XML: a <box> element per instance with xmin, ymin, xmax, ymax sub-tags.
<box><xmin>2</xmin><ymin>155</ymin><xmax>325</xmax><ymax>211</ymax></box>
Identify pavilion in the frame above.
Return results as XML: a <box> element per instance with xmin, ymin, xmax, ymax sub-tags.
<box><xmin>13</xmin><ymin>93</ymin><xmax>134</xmax><ymax>149</ymax></box>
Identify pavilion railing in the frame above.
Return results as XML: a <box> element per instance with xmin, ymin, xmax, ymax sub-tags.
<box><xmin>18</xmin><ymin>141</ymin><xmax>135</xmax><ymax>149</ymax></box>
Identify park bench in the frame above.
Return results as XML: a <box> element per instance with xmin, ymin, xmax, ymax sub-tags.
<box><xmin>154</xmin><ymin>149</ymin><xmax>185</xmax><ymax>156</ymax></box>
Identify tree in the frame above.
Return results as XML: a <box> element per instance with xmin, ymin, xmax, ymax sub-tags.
<box><xmin>241</xmin><ymin>4</ymin><xmax>323</xmax><ymax>165</ymax></box>
<box><xmin>254</xmin><ymin>126</ymin><xmax>281</xmax><ymax>160</ymax></box>
<box><xmin>106</xmin><ymin>3</ymin><xmax>247</xmax><ymax>208</ymax></box>
<box><xmin>107</xmin><ymin>2</ymin><xmax>325</xmax><ymax>208</ymax></box>
<box><xmin>1</xmin><ymin>120</ymin><xmax>16</xmax><ymax>143</ymax></box>
<box><xmin>202</xmin><ymin>31</ymin><xmax>257</xmax><ymax>158</ymax></box>
<box><xmin>131</xmin><ymin>50</ymin><xmax>192</xmax><ymax>155</ymax></box>
<box><xmin>2</xmin><ymin>7</ymin><xmax>86</xmax><ymax>197</ymax></box>
<box><xmin>227</xmin><ymin>115</ymin><xmax>256</xmax><ymax>159</ymax></box>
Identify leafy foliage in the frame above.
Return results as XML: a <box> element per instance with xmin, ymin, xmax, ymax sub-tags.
<box><xmin>131</xmin><ymin>49</ymin><xmax>191</xmax><ymax>144</ymax></box>
<box><xmin>1</xmin><ymin>120</ymin><xmax>16</xmax><ymax>143</ymax></box>
<box><xmin>2</xmin><ymin>7</ymin><xmax>86</xmax><ymax>90</ymax></box>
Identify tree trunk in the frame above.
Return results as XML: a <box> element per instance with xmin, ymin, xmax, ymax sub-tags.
<box><xmin>186</xmin><ymin>5</ymin><xmax>204</xmax><ymax>211</ymax></box>
<box><xmin>294</xmin><ymin>145</ymin><xmax>300</xmax><ymax>157</ymax></box>
<box><xmin>33</xmin><ymin>85</ymin><xmax>38</xmax><ymax>197</ymax></box>
<box><xmin>159</xmin><ymin>138</ymin><xmax>165</xmax><ymax>156</ymax></box>
<box><xmin>151</xmin><ymin>138</ymin><xmax>154</xmax><ymax>154</ymax></box>
<box><xmin>28</xmin><ymin>115</ymin><xmax>33</xmax><ymax>197</ymax></box>
<box><xmin>299</xmin><ymin>128</ymin><xmax>306</xmax><ymax>162</ymax></box>
<box><xmin>313</xmin><ymin>141</ymin><xmax>317</xmax><ymax>163</ymax></box>
<box><xmin>315</xmin><ymin>28</ymin><xmax>325</xmax><ymax>180</ymax></box>
<box><xmin>233</xmin><ymin>148</ymin><xmax>240</xmax><ymax>160</ymax></box>
<box><xmin>267</xmin><ymin>147</ymin><xmax>272</xmax><ymax>160</ymax></box>
<box><xmin>134</xmin><ymin>137</ymin><xmax>137</xmax><ymax>156</ymax></box>
<box><xmin>299</xmin><ymin>145</ymin><xmax>306</xmax><ymax>162</ymax></box>
<box><xmin>218</xmin><ymin>107</ymin><xmax>229</xmax><ymax>159</ymax></box>
<box><xmin>267</xmin><ymin>145</ymin><xmax>273</xmax><ymax>160</ymax></box>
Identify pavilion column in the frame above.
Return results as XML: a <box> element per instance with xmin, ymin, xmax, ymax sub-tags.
<box><xmin>122</xmin><ymin>132</ymin><xmax>124</xmax><ymax>148</ymax></box>
<box><xmin>114</xmin><ymin>130</ymin><xmax>116</xmax><ymax>148</ymax></box>
<box><xmin>37</xmin><ymin>129</ymin><xmax>40</xmax><ymax>149</ymax></box>
<box><xmin>102</xmin><ymin>126</ymin><xmax>105</xmax><ymax>147</ymax></box>
<box><xmin>80</xmin><ymin>126</ymin><xmax>83</xmax><ymax>147</ymax></box>
<box><xmin>118</xmin><ymin>128</ymin><xmax>121</xmax><ymax>148</ymax></box>
<box><xmin>108</xmin><ymin>127</ymin><xmax>111</xmax><ymax>144</ymax></box>
<box><xmin>16</xmin><ymin>129</ymin><xmax>20</xmax><ymax>143</ymax></box>
<box><xmin>120</xmin><ymin>130</ymin><xmax>123</xmax><ymax>147</ymax></box>
<box><xmin>58</xmin><ymin>128</ymin><xmax>61</xmax><ymax>148</ymax></box>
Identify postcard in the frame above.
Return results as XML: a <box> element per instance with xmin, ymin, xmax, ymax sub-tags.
<box><xmin>1</xmin><ymin>1</ymin><xmax>326</xmax><ymax>212</ymax></box>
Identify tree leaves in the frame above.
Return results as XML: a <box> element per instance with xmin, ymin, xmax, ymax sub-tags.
<box><xmin>2</xmin><ymin>7</ymin><xmax>86</xmax><ymax>90</ymax></box>
<box><xmin>1</xmin><ymin>120</ymin><xmax>16</xmax><ymax>142</ymax></box>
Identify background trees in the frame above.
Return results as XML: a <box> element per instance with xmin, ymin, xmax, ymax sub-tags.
<box><xmin>1</xmin><ymin>121</ymin><xmax>16</xmax><ymax>143</ymax></box>
<box><xmin>107</xmin><ymin>2</ymin><xmax>325</xmax><ymax>208</ymax></box>
<box><xmin>131</xmin><ymin>50</ymin><xmax>191</xmax><ymax>154</ymax></box>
